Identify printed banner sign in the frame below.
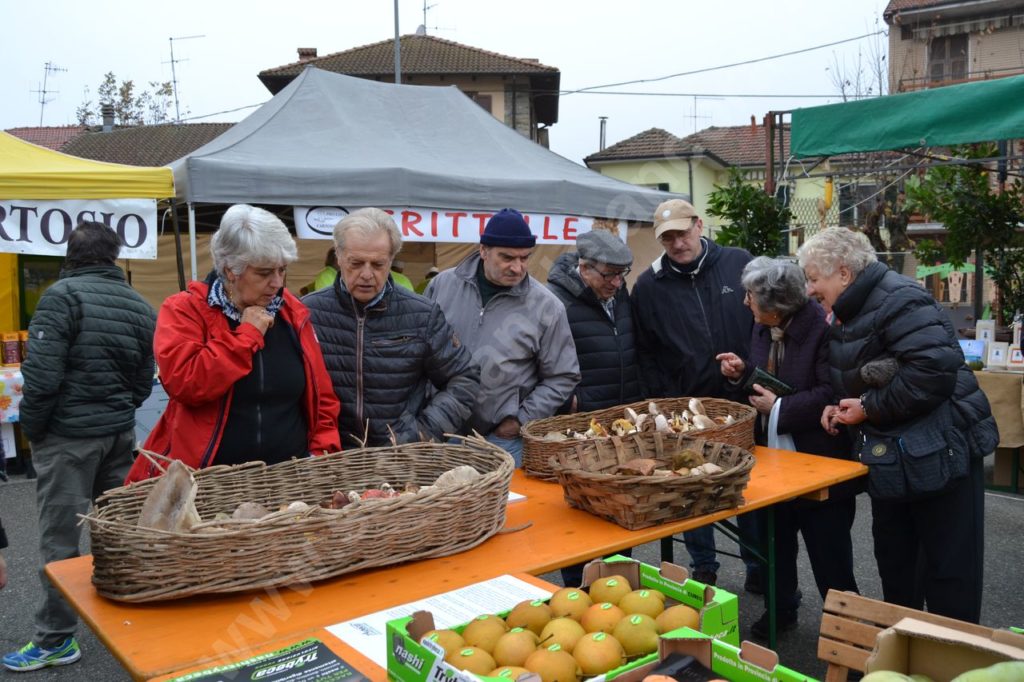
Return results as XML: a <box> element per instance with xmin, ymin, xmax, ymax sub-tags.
<box><xmin>0</xmin><ymin>198</ymin><xmax>158</xmax><ymax>259</ymax></box>
<box><xmin>294</xmin><ymin>206</ymin><xmax>607</xmax><ymax>245</ymax></box>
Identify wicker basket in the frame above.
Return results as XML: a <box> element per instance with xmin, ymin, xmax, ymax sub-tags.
<box><xmin>83</xmin><ymin>436</ymin><xmax>514</xmax><ymax>602</ymax></box>
<box><xmin>522</xmin><ymin>397</ymin><xmax>756</xmax><ymax>481</ymax></box>
<box><xmin>549</xmin><ymin>436</ymin><xmax>755</xmax><ymax>530</ymax></box>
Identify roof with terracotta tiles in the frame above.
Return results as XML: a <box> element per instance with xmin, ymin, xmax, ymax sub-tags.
<box><xmin>883</xmin><ymin>0</ymin><xmax>999</xmax><ymax>20</ymax></box>
<box><xmin>586</xmin><ymin>124</ymin><xmax>789</xmax><ymax>168</ymax></box>
<box><xmin>59</xmin><ymin>123</ymin><xmax>234</xmax><ymax>166</ymax></box>
<box><xmin>259</xmin><ymin>34</ymin><xmax>558</xmax><ymax>82</ymax></box>
<box><xmin>5</xmin><ymin>125</ymin><xmax>87</xmax><ymax>150</ymax></box>
<box><xmin>258</xmin><ymin>34</ymin><xmax>561</xmax><ymax>125</ymax></box>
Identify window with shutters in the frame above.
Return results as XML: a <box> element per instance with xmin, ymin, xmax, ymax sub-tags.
<box><xmin>928</xmin><ymin>34</ymin><xmax>968</xmax><ymax>84</ymax></box>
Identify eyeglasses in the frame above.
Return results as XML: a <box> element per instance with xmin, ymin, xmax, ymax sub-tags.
<box><xmin>588</xmin><ymin>265</ymin><xmax>631</xmax><ymax>282</ymax></box>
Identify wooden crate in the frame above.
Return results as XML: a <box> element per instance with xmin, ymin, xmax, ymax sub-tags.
<box><xmin>817</xmin><ymin>589</ymin><xmax>994</xmax><ymax>682</ymax></box>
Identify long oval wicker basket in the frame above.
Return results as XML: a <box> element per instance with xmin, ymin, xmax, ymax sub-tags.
<box><xmin>83</xmin><ymin>436</ymin><xmax>514</xmax><ymax>602</ymax></box>
<box><xmin>522</xmin><ymin>397</ymin><xmax>756</xmax><ymax>481</ymax></box>
<box><xmin>549</xmin><ymin>436</ymin><xmax>755</xmax><ymax>530</ymax></box>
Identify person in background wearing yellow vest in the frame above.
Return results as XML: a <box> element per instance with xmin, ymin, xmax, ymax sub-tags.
<box><xmin>300</xmin><ymin>247</ymin><xmax>339</xmax><ymax>295</ymax></box>
<box><xmin>415</xmin><ymin>266</ymin><xmax>440</xmax><ymax>294</ymax></box>
<box><xmin>390</xmin><ymin>259</ymin><xmax>415</xmax><ymax>291</ymax></box>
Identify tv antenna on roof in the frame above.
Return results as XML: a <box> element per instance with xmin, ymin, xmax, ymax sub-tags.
<box><xmin>422</xmin><ymin>1</ymin><xmax>438</xmax><ymax>32</ymax></box>
<box><xmin>32</xmin><ymin>62</ymin><xmax>67</xmax><ymax>126</ymax></box>
<box><xmin>685</xmin><ymin>95</ymin><xmax>723</xmax><ymax>134</ymax></box>
<box><xmin>167</xmin><ymin>34</ymin><xmax>205</xmax><ymax>123</ymax></box>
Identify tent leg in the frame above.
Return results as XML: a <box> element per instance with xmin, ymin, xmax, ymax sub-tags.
<box><xmin>170</xmin><ymin>200</ymin><xmax>186</xmax><ymax>291</ymax></box>
<box><xmin>188</xmin><ymin>204</ymin><xmax>198</xmax><ymax>281</ymax></box>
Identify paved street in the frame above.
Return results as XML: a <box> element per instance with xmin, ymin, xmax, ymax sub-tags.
<box><xmin>1</xmin><ymin>458</ymin><xmax>1021</xmax><ymax>680</ymax></box>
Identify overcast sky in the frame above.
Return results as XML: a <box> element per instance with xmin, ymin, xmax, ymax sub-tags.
<box><xmin>2</xmin><ymin>0</ymin><xmax>889</xmax><ymax>165</ymax></box>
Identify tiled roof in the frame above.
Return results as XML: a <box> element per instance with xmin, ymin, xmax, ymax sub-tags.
<box><xmin>258</xmin><ymin>34</ymin><xmax>561</xmax><ymax>126</ymax></box>
<box><xmin>584</xmin><ymin>128</ymin><xmax>691</xmax><ymax>163</ymax></box>
<box><xmin>60</xmin><ymin>123</ymin><xmax>235</xmax><ymax>166</ymax></box>
<box><xmin>259</xmin><ymin>34</ymin><xmax>558</xmax><ymax>83</ymax></box>
<box><xmin>586</xmin><ymin>124</ymin><xmax>789</xmax><ymax>168</ymax></box>
<box><xmin>682</xmin><ymin>124</ymin><xmax>790</xmax><ymax>167</ymax></box>
<box><xmin>883</xmin><ymin>0</ymin><xmax>988</xmax><ymax>20</ymax></box>
<box><xmin>5</xmin><ymin>125</ymin><xmax>87</xmax><ymax>150</ymax></box>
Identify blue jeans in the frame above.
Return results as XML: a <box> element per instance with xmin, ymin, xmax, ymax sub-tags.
<box><xmin>683</xmin><ymin>526</ymin><xmax>720</xmax><ymax>573</ymax></box>
<box><xmin>485</xmin><ymin>434</ymin><xmax>523</xmax><ymax>468</ymax></box>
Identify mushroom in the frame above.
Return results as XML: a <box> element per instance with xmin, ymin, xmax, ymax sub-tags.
<box><xmin>692</xmin><ymin>414</ymin><xmax>717</xmax><ymax>430</ymax></box>
<box><xmin>654</xmin><ymin>414</ymin><xmax>672</xmax><ymax>433</ymax></box>
<box><xmin>688</xmin><ymin>398</ymin><xmax>707</xmax><ymax>416</ymax></box>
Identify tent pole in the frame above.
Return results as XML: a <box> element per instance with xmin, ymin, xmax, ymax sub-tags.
<box><xmin>169</xmin><ymin>200</ymin><xmax>186</xmax><ymax>291</ymax></box>
<box><xmin>188</xmin><ymin>203</ymin><xmax>198</xmax><ymax>281</ymax></box>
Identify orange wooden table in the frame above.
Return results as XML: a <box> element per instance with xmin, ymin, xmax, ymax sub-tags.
<box><xmin>45</xmin><ymin>447</ymin><xmax>866</xmax><ymax>681</ymax></box>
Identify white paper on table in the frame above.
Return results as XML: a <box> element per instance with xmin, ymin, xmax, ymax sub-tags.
<box><xmin>325</xmin><ymin>574</ymin><xmax>552</xmax><ymax>669</ymax></box>
<box><xmin>507</xmin><ymin>490</ymin><xmax>525</xmax><ymax>503</ymax></box>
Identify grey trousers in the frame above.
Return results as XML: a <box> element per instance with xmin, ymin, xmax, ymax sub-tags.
<box><xmin>31</xmin><ymin>429</ymin><xmax>135</xmax><ymax>647</ymax></box>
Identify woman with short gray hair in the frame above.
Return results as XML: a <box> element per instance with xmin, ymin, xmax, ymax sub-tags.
<box><xmin>796</xmin><ymin>226</ymin><xmax>996</xmax><ymax>623</ymax></box>
<box><xmin>717</xmin><ymin>255</ymin><xmax>858</xmax><ymax>639</ymax></box>
<box><xmin>125</xmin><ymin>204</ymin><xmax>341</xmax><ymax>483</ymax></box>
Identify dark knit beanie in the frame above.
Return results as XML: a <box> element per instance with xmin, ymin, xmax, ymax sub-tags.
<box><xmin>480</xmin><ymin>209</ymin><xmax>537</xmax><ymax>248</ymax></box>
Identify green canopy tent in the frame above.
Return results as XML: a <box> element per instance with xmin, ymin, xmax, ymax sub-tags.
<box><xmin>790</xmin><ymin>74</ymin><xmax>1024</xmax><ymax>158</ymax></box>
<box><xmin>789</xmin><ymin>74</ymin><xmax>1024</xmax><ymax>321</ymax></box>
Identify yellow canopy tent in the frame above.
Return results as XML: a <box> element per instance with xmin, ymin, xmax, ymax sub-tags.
<box><xmin>0</xmin><ymin>132</ymin><xmax>174</xmax><ymax>329</ymax></box>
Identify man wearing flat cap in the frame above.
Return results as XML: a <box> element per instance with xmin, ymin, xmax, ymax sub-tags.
<box><xmin>631</xmin><ymin>199</ymin><xmax>754</xmax><ymax>588</ymax></box>
<box><xmin>427</xmin><ymin>208</ymin><xmax>580</xmax><ymax>465</ymax></box>
<box><xmin>547</xmin><ymin>228</ymin><xmax>643</xmax><ymax>412</ymax></box>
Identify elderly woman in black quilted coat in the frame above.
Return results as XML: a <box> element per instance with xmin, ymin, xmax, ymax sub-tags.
<box><xmin>797</xmin><ymin>227</ymin><xmax>997</xmax><ymax>623</ymax></box>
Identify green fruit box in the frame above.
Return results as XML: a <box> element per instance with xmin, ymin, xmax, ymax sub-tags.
<box><xmin>386</xmin><ymin>557</ymin><xmax>739</xmax><ymax>682</ymax></box>
<box><xmin>608</xmin><ymin>627</ymin><xmax>815</xmax><ymax>682</ymax></box>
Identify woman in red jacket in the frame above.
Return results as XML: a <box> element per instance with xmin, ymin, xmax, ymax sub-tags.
<box><xmin>125</xmin><ymin>205</ymin><xmax>341</xmax><ymax>483</ymax></box>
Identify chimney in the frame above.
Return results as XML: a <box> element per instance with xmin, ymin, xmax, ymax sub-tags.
<box><xmin>101</xmin><ymin>104</ymin><xmax>115</xmax><ymax>132</ymax></box>
<box><xmin>750</xmin><ymin>115</ymin><xmax>757</xmax><ymax>130</ymax></box>
<box><xmin>599</xmin><ymin>116</ymin><xmax>608</xmax><ymax>151</ymax></box>
<box><xmin>297</xmin><ymin>47</ymin><xmax>317</xmax><ymax>62</ymax></box>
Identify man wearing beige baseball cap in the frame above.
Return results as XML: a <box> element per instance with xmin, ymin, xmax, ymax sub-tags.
<box><xmin>631</xmin><ymin>198</ymin><xmax>754</xmax><ymax>588</ymax></box>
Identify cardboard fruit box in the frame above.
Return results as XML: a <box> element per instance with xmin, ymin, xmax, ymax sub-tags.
<box><xmin>386</xmin><ymin>557</ymin><xmax>739</xmax><ymax>682</ymax></box>
<box><xmin>864</xmin><ymin>617</ymin><xmax>1024</xmax><ymax>681</ymax></box>
<box><xmin>609</xmin><ymin>627</ymin><xmax>814</xmax><ymax>682</ymax></box>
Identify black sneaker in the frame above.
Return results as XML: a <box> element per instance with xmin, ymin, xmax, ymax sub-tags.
<box><xmin>750</xmin><ymin>609</ymin><xmax>798</xmax><ymax>640</ymax></box>
<box><xmin>691</xmin><ymin>568</ymin><xmax>718</xmax><ymax>586</ymax></box>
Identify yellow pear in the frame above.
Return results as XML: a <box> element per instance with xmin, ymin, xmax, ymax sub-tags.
<box><xmin>572</xmin><ymin>631</ymin><xmax>627</xmax><ymax>676</ymax></box>
<box><xmin>492</xmin><ymin>627</ymin><xmax>540</xmax><ymax>668</ymax></box>
<box><xmin>618</xmin><ymin>589</ymin><xmax>666</xmax><ymax>618</ymax></box>
<box><xmin>581</xmin><ymin>602</ymin><xmax>626</xmax><ymax>633</ymax></box>
<box><xmin>549</xmin><ymin>587</ymin><xmax>593</xmax><ymax>621</ymax></box>
<box><xmin>655</xmin><ymin>603</ymin><xmax>700</xmax><ymax>634</ymax></box>
<box><xmin>588</xmin><ymin>575</ymin><xmax>633</xmax><ymax>605</ymax></box>
<box><xmin>505</xmin><ymin>599</ymin><xmax>553</xmax><ymax>635</ymax></box>
<box><xmin>524</xmin><ymin>644</ymin><xmax>581</xmax><ymax>682</ymax></box>
<box><xmin>461</xmin><ymin>613</ymin><xmax>509</xmax><ymax>653</ymax></box>
<box><xmin>420</xmin><ymin>629</ymin><xmax>465</xmax><ymax>659</ymax></box>
<box><xmin>538</xmin><ymin>617</ymin><xmax>587</xmax><ymax>653</ymax></box>
<box><xmin>491</xmin><ymin>665</ymin><xmax>532</xmax><ymax>680</ymax></box>
<box><xmin>447</xmin><ymin>646</ymin><xmax>496</xmax><ymax>675</ymax></box>
<box><xmin>612</xmin><ymin>614</ymin><xmax>660</xmax><ymax>656</ymax></box>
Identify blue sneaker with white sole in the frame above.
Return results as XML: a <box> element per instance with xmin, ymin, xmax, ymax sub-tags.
<box><xmin>2</xmin><ymin>637</ymin><xmax>81</xmax><ymax>671</ymax></box>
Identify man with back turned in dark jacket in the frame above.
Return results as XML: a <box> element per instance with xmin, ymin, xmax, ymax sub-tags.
<box><xmin>4</xmin><ymin>221</ymin><xmax>156</xmax><ymax>672</ymax></box>
<box><xmin>631</xmin><ymin>199</ymin><xmax>754</xmax><ymax>588</ymax></box>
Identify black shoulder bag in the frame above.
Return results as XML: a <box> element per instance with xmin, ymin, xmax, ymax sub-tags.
<box><xmin>858</xmin><ymin>401</ymin><xmax>969</xmax><ymax>501</ymax></box>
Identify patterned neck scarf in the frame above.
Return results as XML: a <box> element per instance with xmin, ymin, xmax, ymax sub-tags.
<box><xmin>208</xmin><ymin>276</ymin><xmax>285</xmax><ymax>323</ymax></box>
